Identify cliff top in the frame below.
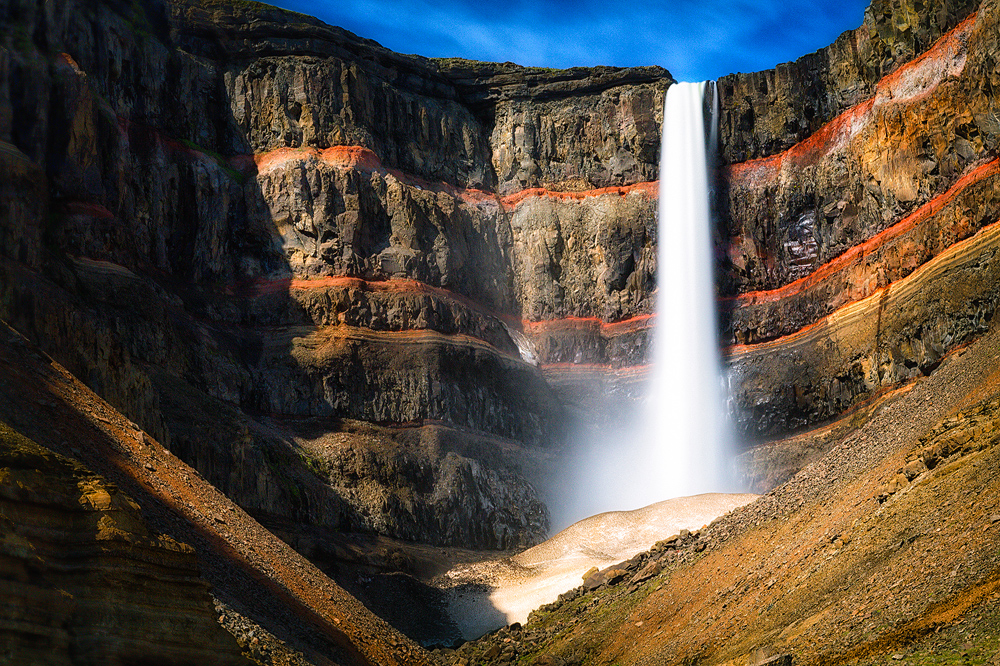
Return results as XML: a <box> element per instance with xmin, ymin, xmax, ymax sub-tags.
<box><xmin>168</xmin><ymin>0</ymin><xmax>672</xmax><ymax>105</ymax></box>
<box><xmin>433</xmin><ymin>58</ymin><xmax>672</xmax><ymax>106</ymax></box>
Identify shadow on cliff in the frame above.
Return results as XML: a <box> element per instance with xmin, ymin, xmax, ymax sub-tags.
<box><xmin>0</xmin><ymin>0</ymin><xmax>560</xmax><ymax>650</ymax></box>
<box><xmin>713</xmin><ymin>156</ymin><xmax>762</xmax><ymax>455</ymax></box>
<box><xmin>0</xmin><ymin>0</ymin><xmax>458</xmax><ymax>654</ymax></box>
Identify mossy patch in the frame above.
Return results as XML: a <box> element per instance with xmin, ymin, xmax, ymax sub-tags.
<box><xmin>0</xmin><ymin>420</ymin><xmax>90</xmax><ymax>479</ymax></box>
<box><xmin>851</xmin><ymin>590</ymin><xmax>1000</xmax><ymax>665</ymax></box>
<box><xmin>297</xmin><ymin>449</ymin><xmax>328</xmax><ymax>480</ymax></box>
<box><xmin>0</xmin><ymin>420</ymin><xmax>152</xmax><ymax>540</ymax></box>
<box><xmin>179</xmin><ymin>138</ymin><xmax>247</xmax><ymax>183</ymax></box>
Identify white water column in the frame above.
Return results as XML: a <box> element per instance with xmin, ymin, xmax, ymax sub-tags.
<box><xmin>547</xmin><ymin>81</ymin><xmax>735</xmax><ymax>527</ymax></box>
<box><xmin>644</xmin><ymin>80</ymin><xmax>734</xmax><ymax>499</ymax></box>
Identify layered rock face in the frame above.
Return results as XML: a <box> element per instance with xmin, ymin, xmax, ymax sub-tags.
<box><xmin>3</xmin><ymin>0</ymin><xmax>994</xmax><ymax>559</ymax></box>
<box><xmin>0</xmin><ymin>422</ymin><xmax>248</xmax><ymax>665</ymax></box>
<box><xmin>718</xmin><ymin>0</ymin><xmax>983</xmax><ymax>165</ymax></box>
<box><xmin>717</xmin><ymin>0</ymin><xmax>1000</xmax><ymax>457</ymax></box>
<box><xmin>0</xmin><ymin>0</ymin><xmax>669</xmax><ymax>551</ymax></box>
<box><xmin>4</xmin><ymin>0</ymin><xmax>1000</xmax><ymax>658</ymax></box>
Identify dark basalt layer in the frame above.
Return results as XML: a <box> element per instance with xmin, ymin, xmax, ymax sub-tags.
<box><xmin>2</xmin><ymin>0</ymin><xmax>998</xmax><ymax>588</ymax></box>
<box><xmin>0</xmin><ymin>0</ymin><xmax>668</xmax><ymax>552</ymax></box>
<box><xmin>0</xmin><ymin>423</ymin><xmax>249</xmax><ymax>666</ymax></box>
<box><xmin>5</xmin><ymin>0</ymin><xmax>1000</xmax><ymax>659</ymax></box>
<box><xmin>730</xmin><ymin>217</ymin><xmax>1000</xmax><ymax>438</ymax></box>
<box><xmin>720</xmin><ymin>0</ymin><xmax>1000</xmax><ymax>442</ymax></box>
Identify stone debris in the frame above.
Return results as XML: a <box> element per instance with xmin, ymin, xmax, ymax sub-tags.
<box><xmin>434</xmin><ymin>527</ymin><xmax>710</xmax><ymax>665</ymax></box>
<box><xmin>878</xmin><ymin>399</ymin><xmax>1000</xmax><ymax>503</ymax></box>
<box><xmin>754</xmin><ymin>655</ymin><xmax>793</xmax><ymax>666</ymax></box>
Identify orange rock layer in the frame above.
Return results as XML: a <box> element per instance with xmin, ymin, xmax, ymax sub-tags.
<box><xmin>55</xmin><ymin>8</ymin><xmax>983</xmax><ymax>380</ymax></box>
<box><xmin>728</xmin><ymin>158</ymin><xmax>1000</xmax><ymax>309</ymax></box>
<box><xmin>726</xmin><ymin>11</ymin><xmax>977</xmax><ymax>184</ymax></box>
<box><xmin>522</xmin><ymin>314</ymin><xmax>653</xmax><ymax>337</ymax></box>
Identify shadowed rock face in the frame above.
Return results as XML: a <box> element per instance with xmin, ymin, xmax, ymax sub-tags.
<box><xmin>0</xmin><ymin>0</ymin><xmax>670</xmax><ymax>552</ymax></box>
<box><xmin>0</xmin><ymin>423</ymin><xmax>249</xmax><ymax>666</ymax></box>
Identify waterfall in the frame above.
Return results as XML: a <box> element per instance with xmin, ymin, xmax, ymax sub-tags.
<box><xmin>548</xmin><ymin>81</ymin><xmax>735</xmax><ymax>528</ymax></box>
<box><xmin>645</xmin><ymin>80</ymin><xmax>733</xmax><ymax>499</ymax></box>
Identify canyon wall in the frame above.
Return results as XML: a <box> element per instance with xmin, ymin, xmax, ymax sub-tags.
<box><xmin>718</xmin><ymin>0</ymin><xmax>1000</xmax><ymax>486</ymax></box>
<box><xmin>3</xmin><ymin>0</ymin><xmax>998</xmax><ymax>552</ymax></box>
<box><xmin>0</xmin><ymin>0</ymin><xmax>669</xmax><ymax>550</ymax></box>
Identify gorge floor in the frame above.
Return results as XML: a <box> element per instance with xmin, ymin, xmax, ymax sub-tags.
<box><xmin>431</xmin><ymin>318</ymin><xmax>1000</xmax><ymax>666</ymax></box>
<box><xmin>5</xmin><ymin>306</ymin><xmax>1000</xmax><ymax>666</ymax></box>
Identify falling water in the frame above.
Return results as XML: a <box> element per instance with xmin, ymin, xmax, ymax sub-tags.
<box><xmin>645</xmin><ymin>80</ymin><xmax>733</xmax><ymax>498</ymax></box>
<box><xmin>548</xmin><ymin>81</ymin><xmax>735</xmax><ymax>527</ymax></box>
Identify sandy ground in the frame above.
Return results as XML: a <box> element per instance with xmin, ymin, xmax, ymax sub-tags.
<box><xmin>439</xmin><ymin>493</ymin><xmax>758</xmax><ymax>639</ymax></box>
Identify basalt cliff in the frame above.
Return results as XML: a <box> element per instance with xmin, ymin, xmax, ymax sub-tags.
<box><xmin>1</xmin><ymin>0</ymin><xmax>671</xmax><ymax>556</ymax></box>
<box><xmin>1</xmin><ymin>0</ymin><xmax>999</xmax><ymax>663</ymax></box>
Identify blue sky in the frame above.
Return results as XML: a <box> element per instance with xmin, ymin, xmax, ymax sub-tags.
<box><xmin>267</xmin><ymin>0</ymin><xmax>870</xmax><ymax>82</ymax></box>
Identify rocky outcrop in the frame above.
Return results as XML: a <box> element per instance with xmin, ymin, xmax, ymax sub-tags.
<box><xmin>718</xmin><ymin>0</ymin><xmax>981</xmax><ymax>164</ymax></box>
<box><xmin>467</xmin><ymin>66</ymin><xmax>667</xmax><ymax>195</ymax></box>
<box><xmin>525</xmin><ymin>316</ymin><xmax>653</xmax><ymax>369</ymax></box>
<box><xmin>732</xmin><ymin>216</ymin><xmax>1000</xmax><ymax>436</ymax></box>
<box><xmin>506</xmin><ymin>186</ymin><xmax>659</xmax><ymax>322</ymax></box>
<box><xmin>720</xmin><ymin>8</ymin><xmax>998</xmax><ymax>297</ymax></box>
<box><xmin>170</xmin><ymin>0</ymin><xmax>494</xmax><ymax>189</ymax></box>
<box><xmin>0</xmin><ymin>422</ymin><xmax>249</xmax><ymax>665</ymax></box>
<box><xmin>719</xmin><ymin>0</ymin><xmax>1000</xmax><ymax>442</ymax></box>
<box><xmin>0</xmin><ymin>0</ymin><xmax>670</xmax><ymax>551</ymax></box>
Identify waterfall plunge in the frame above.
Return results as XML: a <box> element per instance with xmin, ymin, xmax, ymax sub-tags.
<box><xmin>549</xmin><ymin>81</ymin><xmax>735</xmax><ymax>528</ymax></box>
<box><xmin>645</xmin><ymin>80</ymin><xmax>734</xmax><ymax>499</ymax></box>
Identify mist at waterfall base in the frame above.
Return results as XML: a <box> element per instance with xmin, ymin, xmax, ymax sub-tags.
<box><xmin>548</xmin><ymin>82</ymin><xmax>739</xmax><ymax>530</ymax></box>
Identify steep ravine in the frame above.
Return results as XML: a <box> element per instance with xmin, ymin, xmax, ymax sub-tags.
<box><xmin>2</xmin><ymin>0</ymin><xmax>1000</xmax><ymax>662</ymax></box>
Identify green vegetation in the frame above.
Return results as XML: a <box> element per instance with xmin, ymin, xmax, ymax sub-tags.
<box><xmin>433</xmin><ymin>57</ymin><xmax>502</xmax><ymax>68</ymax></box>
<box><xmin>125</xmin><ymin>0</ymin><xmax>157</xmax><ymax>42</ymax></box>
<box><xmin>179</xmin><ymin>139</ymin><xmax>247</xmax><ymax>184</ymax></box>
<box><xmin>433</xmin><ymin>57</ymin><xmax>563</xmax><ymax>75</ymax></box>
<box><xmin>297</xmin><ymin>449</ymin><xmax>328</xmax><ymax>481</ymax></box>
<box><xmin>855</xmin><ymin>606</ymin><xmax>1000</xmax><ymax>666</ymax></box>
<box><xmin>10</xmin><ymin>25</ymin><xmax>34</xmax><ymax>54</ymax></box>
